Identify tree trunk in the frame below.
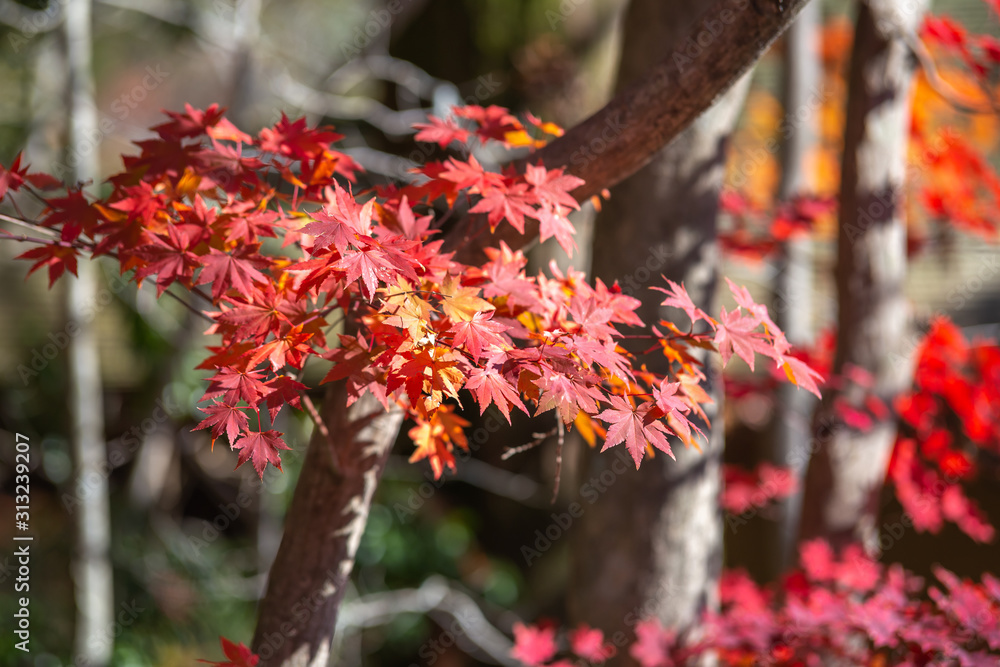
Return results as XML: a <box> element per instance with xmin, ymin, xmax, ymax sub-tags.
<box><xmin>567</xmin><ymin>0</ymin><xmax>751</xmax><ymax>643</ymax></box>
<box><xmin>251</xmin><ymin>383</ymin><xmax>403</xmax><ymax>667</ymax></box>
<box><xmin>767</xmin><ymin>0</ymin><xmax>821</xmax><ymax>577</ymax></box>
<box><xmin>63</xmin><ymin>1</ymin><xmax>114</xmax><ymax>664</ymax></box>
<box><xmin>798</xmin><ymin>0</ymin><xmax>926</xmax><ymax>554</ymax></box>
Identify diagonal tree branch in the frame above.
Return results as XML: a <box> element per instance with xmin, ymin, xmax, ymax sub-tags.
<box><xmin>443</xmin><ymin>0</ymin><xmax>814</xmax><ymax>263</ymax></box>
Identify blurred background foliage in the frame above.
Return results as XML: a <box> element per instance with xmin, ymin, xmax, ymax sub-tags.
<box><xmin>0</xmin><ymin>0</ymin><xmax>999</xmax><ymax>665</ymax></box>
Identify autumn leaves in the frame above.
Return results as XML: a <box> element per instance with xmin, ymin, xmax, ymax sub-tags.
<box><xmin>3</xmin><ymin>104</ymin><xmax>823</xmax><ymax>480</ymax></box>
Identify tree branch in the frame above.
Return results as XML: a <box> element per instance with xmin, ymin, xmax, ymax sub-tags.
<box><xmin>443</xmin><ymin>0</ymin><xmax>814</xmax><ymax>263</ymax></box>
<box><xmin>336</xmin><ymin>576</ymin><xmax>519</xmax><ymax>667</ymax></box>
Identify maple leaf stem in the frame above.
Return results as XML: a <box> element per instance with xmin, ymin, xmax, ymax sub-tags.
<box><xmin>430</xmin><ymin>200</ymin><xmax>461</xmax><ymax>231</ymax></box>
<box><xmin>6</xmin><ymin>193</ymin><xmax>29</xmax><ymax>222</ymax></box>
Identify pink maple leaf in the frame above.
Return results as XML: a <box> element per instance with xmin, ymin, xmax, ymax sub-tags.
<box><xmin>597</xmin><ymin>394</ymin><xmax>674</xmax><ymax>468</ymax></box>
<box><xmin>511</xmin><ymin>623</ymin><xmax>557</xmax><ymax>666</ymax></box>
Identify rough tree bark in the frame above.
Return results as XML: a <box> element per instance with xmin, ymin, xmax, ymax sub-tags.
<box><xmin>250</xmin><ymin>2</ymin><xmax>815</xmax><ymax>663</ymax></box>
<box><xmin>567</xmin><ymin>0</ymin><xmax>751</xmax><ymax>643</ymax></box>
<box><xmin>63</xmin><ymin>0</ymin><xmax>114</xmax><ymax>664</ymax></box>
<box><xmin>767</xmin><ymin>0</ymin><xmax>821</xmax><ymax>576</ymax></box>
<box><xmin>251</xmin><ymin>383</ymin><xmax>403</xmax><ymax>667</ymax></box>
<box><xmin>798</xmin><ymin>0</ymin><xmax>926</xmax><ymax>553</ymax></box>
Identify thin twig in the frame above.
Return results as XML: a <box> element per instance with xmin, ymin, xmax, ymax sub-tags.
<box><xmin>188</xmin><ymin>285</ymin><xmax>215</xmax><ymax>304</ymax></box>
<box><xmin>551</xmin><ymin>418</ymin><xmax>565</xmax><ymax>504</ymax></box>
<box><xmin>501</xmin><ymin>428</ymin><xmax>555</xmax><ymax>461</ymax></box>
<box><xmin>0</xmin><ymin>213</ymin><xmax>60</xmax><ymax>237</ymax></box>
<box><xmin>286</xmin><ymin>369</ymin><xmax>339</xmax><ymax>475</ymax></box>
<box><xmin>0</xmin><ymin>229</ymin><xmax>64</xmax><ymax>245</ymax></box>
<box><xmin>336</xmin><ymin>576</ymin><xmax>519</xmax><ymax>667</ymax></box>
<box><xmin>161</xmin><ymin>288</ymin><xmax>214</xmax><ymax>323</ymax></box>
<box><xmin>301</xmin><ymin>391</ymin><xmax>331</xmax><ymax>444</ymax></box>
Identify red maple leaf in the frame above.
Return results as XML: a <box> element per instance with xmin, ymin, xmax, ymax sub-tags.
<box><xmin>195</xmin><ymin>403</ymin><xmax>249</xmax><ymax>449</ymax></box>
<box><xmin>511</xmin><ymin>623</ymin><xmax>558</xmax><ymax>667</ymax></box>
<box><xmin>469</xmin><ymin>182</ymin><xmax>535</xmax><ymax>233</ymax></box>
<box><xmin>570</xmin><ymin>625</ymin><xmax>614</xmax><ymax>662</ymax></box>
<box><xmin>154</xmin><ymin>103</ymin><xmax>227</xmax><ymax>140</ymax></box>
<box><xmin>335</xmin><ymin>235</ymin><xmax>420</xmax><ymax>301</ymax></box>
<box><xmin>247</xmin><ymin>325</ymin><xmax>314</xmax><ymax>371</ymax></box>
<box><xmin>40</xmin><ymin>190</ymin><xmax>107</xmax><ymax>242</ymax></box>
<box><xmin>536</xmin><ymin>370</ymin><xmax>604</xmax><ymax>424</ymax></box>
<box><xmin>453</xmin><ymin>105</ymin><xmax>522</xmax><ymax>142</ymax></box>
<box><xmin>413</xmin><ymin>116</ymin><xmax>471</xmax><ymax>147</ymax></box>
<box><xmin>407</xmin><ymin>407</ymin><xmax>470</xmax><ymax>479</ymax></box>
<box><xmin>204</xmin><ymin>366</ymin><xmax>271</xmax><ymax>405</ymax></box>
<box><xmin>301</xmin><ymin>184</ymin><xmax>374</xmax><ymax>253</ymax></box>
<box><xmin>597</xmin><ymin>394</ymin><xmax>674</xmax><ymax>468</ymax></box>
<box><xmin>449</xmin><ymin>310</ymin><xmax>508</xmax><ymax>361</ymax></box>
<box><xmin>215</xmin><ymin>287</ymin><xmax>293</xmax><ymax>341</ymax></box>
<box><xmin>258</xmin><ymin>113</ymin><xmax>343</xmax><ymax>160</ymax></box>
<box><xmin>921</xmin><ymin>15</ymin><xmax>967</xmax><ymax>48</ymax></box>
<box><xmin>199</xmin><ymin>637</ymin><xmax>259</xmax><ymax>667</ymax></box>
<box><xmin>262</xmin><ymin>375</ymin><xmax>307</xmax><ymax>421</ymax></box>
<box><xmin>800</xmin><ymin>539</ymin><xmax>837</xmax><ymax>582</ymax></box>
<box><xmin>629</xmin><ymin>619</ymin><xmax>675</xmax><ymax>667</ymax></box>
<box><xmin>134</xmin><ymin>225</ymin><xmax>202</xmax><ymax>295</ymax></box>
<box><xmin>206</xmin><ymin>117</ymin><xmax>253</xmax><ymax>145</ymax></box>
<box><xmin>197</xmin><ymin>245</ymin><xmax>270</xmax><ymax>300</ymax></box>
<box><xmin>652</xmin><ymin>379</ymin><xmax>702</xmax><ymax>445</ymax></box>
<box><xmin>653</xmin><ymin>279</ymin><xmax>705</xmax><ymax>326</ymax></box>
<box><xmin>524</xmin><ymin>163</ymin><xmax>583</xmax><ymax>209</ymax></box>
<box><xmin>536</xmin><ymin>205</ymin><xmax>577</xmax><ymax>255</ymax></box>
<box><xmin>17</xmin><ymin>243</ymin><xmax>79</xmax><ymax>287</ymax></box>
<box><xmin>713</xmin><ymin>306</ymin><xmax>774</xmax><ymax>371</ymax></box>
<box><xmin>390</xmin><ymin>195</ymin><xmax>435</xmax><ymax>239</ymax></box>
<box><xmin>781</xmin><ymin>356</ymin><xmax>824</xmax><ymax>398</ymax></box>
<box><xmin>232</xmin><ymin>429</ymin><xmax>291</xmax><ymax>478</ymax></box>
<box><xmin>0</xmin><ymin>153</ymin><xmax>61</xmax><ymax>200</ymax></box>
<box><xmin>567</xmin><ymin>294</ymin><xmax>616</xmax><ymax>342</ymax></box>
<box><xmin>439</xmin><ymin>155</ymin><xmax>502</xmax><ymax>193</ymax></box>
<box><xmin>725</xmin><ymin>277</ymin><xmax>789</xmax><ymax>356</ymax></box>
<box><xmin>464</xmin><ymin>366</ymin><xmax>526</xmax><ymax>423</ymax></box>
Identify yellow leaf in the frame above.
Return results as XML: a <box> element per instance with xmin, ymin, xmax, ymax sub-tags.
<box><xmin>440</xmin><ymin>276</ymin><xmax>493</xmax><ymax>322</ymax></box>
<box><xmin>574</xmin><ymin>412</ymin><xmax>598</xmax><ymax>448</ymax></box>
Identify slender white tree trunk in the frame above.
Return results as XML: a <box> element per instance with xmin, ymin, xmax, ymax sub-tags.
<box><xmin>63</xmin><ymin>0</ymin><xmax>113</xmax><ymax>663</ymax></box>
<box><xmin>768</xmin><ymin>0</ymin><xmax>821</xmax><ymax>575</ymax></box>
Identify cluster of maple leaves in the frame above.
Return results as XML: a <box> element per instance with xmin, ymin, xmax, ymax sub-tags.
<box><xmin>203</xmin><ymin>537</ymin><xmax>1000</xmax><ymax>666</ymax></box>
<box><xmin>890</xmin><ymin>317</ymin><xmax>999</xmax><ymax>543</ymax></box>
<box><xmin>720</xmin><ymin>462</ymin><xmax>798</xmax><ymax>515</ymax></box>
<box><xmin>711</xmin><ymin>4</ymin><xmax>1000</xmax><ymax>539</ymax></box>
<box><xmin>0</xmin><ymin>103</ymin><xmax>820</xmax><ymax>479</ymax></box>
<box><xmin>510</xmin><ymin>539</ymin><xmax>1000</xmax><ymax>667</ymax></box>
<box><xmin>717</xmin><ymin>5</ymin><xmax>1000</xmax><ymax>262</ymax></box>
